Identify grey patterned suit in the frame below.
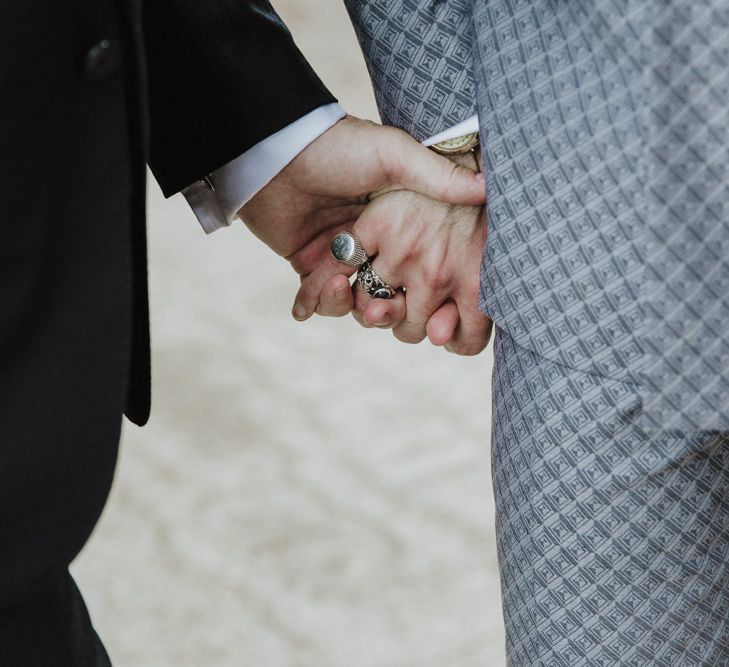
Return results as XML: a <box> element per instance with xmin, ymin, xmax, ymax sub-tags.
<box><xmin>344</xmin><ymin>0</ymin><xmax>729</xmax><ymax>663</ymax></box>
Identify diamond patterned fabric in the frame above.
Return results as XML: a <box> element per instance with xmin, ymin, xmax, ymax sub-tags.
<box><xmin>344</xmin><ymin>2</ymin><xmax>729</xmax><ymax>659</ymax></box>
<box><xmin>471</xmin><ymin>0</ymin><xmax>729</xmax><ymax>430</ymax></box>
<box><xmin>642</xmin><ymin>1</ymin><xmax>729</xmax><ymax>430</ymax></box>
<box><xmin>347</xmin><ymin>0</ymin><xmax>729</xmax><ymax>430</ymax></box>
<box><xmin>472</xmin><ymin>1</ymin><xmax>648</xmax><ymax>386</ymax></box>
<box><xmin>342</xmin><ymin>0</ymin><xmax>477</xmax><ymax>139</ymax></box>
<box><xmin>492</xmin><ymin>327</ymin><xmax>729</xmax><ymax>665</ymax></box>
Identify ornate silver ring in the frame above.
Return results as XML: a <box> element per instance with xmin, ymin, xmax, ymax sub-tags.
<box><xmin>357</xmin><ymin>261</ymin><xmax>396</xmax><ymax>299</ymax></box>
<box><xmin>330</xmin><ymin>231</ymin><xmax>368</xmax><ymax>268</ymax></box>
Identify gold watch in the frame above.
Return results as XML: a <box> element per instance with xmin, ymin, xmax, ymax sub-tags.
<box><xmin>430</xmin><ymin>132</ymin><xmax>482</xmax><ymax>171</ymax></box>
<box><xmin>430</xmin><ymin>132</ymin><xmax>479</xmax><ymax>155</ymax></box>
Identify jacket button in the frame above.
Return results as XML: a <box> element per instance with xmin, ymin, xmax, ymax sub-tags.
<box><xmin>84</xmin><ymin>39</ymin><xmax>121</xmax><ymax>83</ymax></box>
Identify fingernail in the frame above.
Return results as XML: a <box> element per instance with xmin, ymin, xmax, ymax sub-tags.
<box><xmin>293</xmin><ymin>304</ymin><xmax>308</xmax><ymax>321</ymax></box>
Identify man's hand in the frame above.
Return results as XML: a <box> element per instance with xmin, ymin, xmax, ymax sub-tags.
<box><xmin>292</xmin><ymin>190</ymin><xmax>492</xmax><ymax>356</ymax></box>
<box><xmin>238</xmin><ymin>116</ymin><xmax>486</xmax><ymax>319</ymax></box>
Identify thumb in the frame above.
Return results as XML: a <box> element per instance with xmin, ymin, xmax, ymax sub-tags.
<box><xmin>381</xmin><ymin>129</ymin><xmax>486</xmax><ymax>206</ymax></box>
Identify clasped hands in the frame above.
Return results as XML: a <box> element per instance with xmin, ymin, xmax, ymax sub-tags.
<box><xmin>239</xmin><ymin>116</ymin><xmax>492</xmax><ymax>356</ymax></box>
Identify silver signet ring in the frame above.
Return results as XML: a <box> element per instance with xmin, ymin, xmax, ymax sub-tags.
<box><xmin>330</xmin><ymin>231</ymin><xmax>368</xmax><ymax>268</ymax></box>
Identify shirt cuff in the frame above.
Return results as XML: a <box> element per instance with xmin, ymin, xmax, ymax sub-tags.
<box><xmin>183</xmin><ymin>102</ymin><xmax>346</xmax><ymax>234</ymax></box>
<box><xmin>422</xmin><ymin>115</ymin><xmax>479</xmax><ymax>147</ymax></box>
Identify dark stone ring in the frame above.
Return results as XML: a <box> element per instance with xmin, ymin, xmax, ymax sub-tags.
<box><xmin>356</xmin><ymin>261</ymin><xmax>397</xmax><ymax>299</ymax></box>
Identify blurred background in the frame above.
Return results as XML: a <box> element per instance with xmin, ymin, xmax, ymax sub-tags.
<box><xmin>72</xmin><ymin>1</ymin><xmax>504</xmax><ymax>664</ymax></box>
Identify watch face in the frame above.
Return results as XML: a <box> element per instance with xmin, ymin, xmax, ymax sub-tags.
<box><xmin>433</xmin><ymin>132</ymin><xmax>479</xmax><ymax>154</ymax></box>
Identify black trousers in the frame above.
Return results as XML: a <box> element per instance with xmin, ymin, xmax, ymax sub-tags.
<box><xmin>0</xmin><ymin>571</ymin><xmax>110</xmax><ymax>666</ymax></box>
<box><xmin>2</xmin><ymin>4</ymin><xmax>133</xmax><ymax>664</ymax></box>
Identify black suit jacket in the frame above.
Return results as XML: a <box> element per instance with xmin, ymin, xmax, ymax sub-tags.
<box><xmin>0</xmin><ymin>0</ymin><xmax>334</xmax><ymax>641</ymax></box>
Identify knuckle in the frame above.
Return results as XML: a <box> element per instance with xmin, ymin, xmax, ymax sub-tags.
<box><xmin>447</xmin><ymin>339</ymin><xmax>486</xmax><ymax>356</ymax></box>
<box><xmin>299</xmin><ymin>284</ymin><xmax>318</xmax><ymax>307</ymax></box>
<box><xmin>319</xmin><ymin>302</ymin><xmax>350</xmax><ymax>318</ymax></box>
<box><xmin>352</xmin><ymin>308</ymin><xmax>367</xmax><ymax>328</ymax></box>
<box><xmin>420</xmin><ymin>265</ymin><xmax>447</xmax><ymax>291</ymax></box>
<box><xmin>393</xmin><ymin>327</ymin><xmax>425</xmax><ymax>345</ymax></box>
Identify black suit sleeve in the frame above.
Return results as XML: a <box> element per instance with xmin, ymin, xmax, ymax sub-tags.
<box><xmin>142</xmin><ymin>0</ymin><xmax>337</xmax><ymax>196</ymax></box>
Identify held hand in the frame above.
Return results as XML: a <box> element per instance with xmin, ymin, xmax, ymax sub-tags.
<box><xmin>238</xmin><ymin>116</ymin><xmax>486</xmax><ymax>305</ymax></box>
<box><xmin>293</xmin><ymin>190</ymin><xmax>493</xmax><ymax>356</ymax></box>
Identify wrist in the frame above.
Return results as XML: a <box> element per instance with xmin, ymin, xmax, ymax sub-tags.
<box><xmin>445</xmin><ymin>147</ymin><xmax>482</xmax><ymax>172</ymax></box>
<box><xmin>429</xmin><ymin>131</ymin><xmax>482</xmax><ymax>172</ymax></box>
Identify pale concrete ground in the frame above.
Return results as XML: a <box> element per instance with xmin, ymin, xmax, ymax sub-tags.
<box><xmin>72</xmin><ymin>1</ymin><xmax>506</xmax><ymax>664</ymax></box>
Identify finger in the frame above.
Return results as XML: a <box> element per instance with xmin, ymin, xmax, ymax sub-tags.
<box><xmin>287</xmin><ymin>221</ymin><xmax>353</xmax><ymax>277</ymax></box>
<box><xmin>388</xmin><ymin>257</ymin><xmax>451</xmax><ymax>344</ymax></box>
<box><xmin>361</xmin><ymin>290</ymin><xmax>407</xmax><ymax>329</ymax></box>
<box><xmin>351</xmin><ymin>250</ymin><xmax>408</xmax><ymax>329</ymax></box>
<box><xmin>444</xmin><ymin>302</ymin><xmax>492</xmax><ymax>356</ymax></box>
<box><xmin>380</xmin><ymin>128</ymin><xmax>486</xmax><ymax>206</ymax></box>
<box><xmin>352</xmin><ymin>279</ymin><xmax>405</xmax><ymax>328</ymax></box>
<box><xmin>293</xmin><ymin>253</ymin><xmax>355</xmax><ymax>321</ymax></box>
<box><xmin>316</xmin><ymin>274</ymin><xmax>355</xmax><ymax>317</ymax></box>
<box><xmin>351</xmin><ymin>305</ymin><xmax>369</xmax><ymax>328</ymax></box>
<box><xmin>293</xmin><ymin>205</ymin><xmax>391</xmax><ymax>321</ymax></box>
<box><xmin>349</xmin><ymin>287</ymin><xmax>372</xmax><ymax>328</ymax></box>
<box><xmin>392</xmin><ymin>284</ymin><xmax>450</xmax><ymax>345</ymax></box>
<box><xmin>426</xmin><ymin>301</ymin><xmax>460</xmax><ymax>346</ymax></box>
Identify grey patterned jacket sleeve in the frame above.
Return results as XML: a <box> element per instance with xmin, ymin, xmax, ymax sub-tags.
<box><xmin>342</xmin><ymin>0</ymin><xmax>477</xmax><ymax>139</ymax></box>
<box><xmin>346</xmin><ymin>0</ymin><xmax>729</xmax><ymax>432</ymax></box>
<box><xmin>471</xmin><ymin>0</ymin><xmax>729</xmax><ymax>431</ymax></box>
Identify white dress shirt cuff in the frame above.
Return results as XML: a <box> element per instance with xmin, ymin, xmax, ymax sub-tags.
<box><xmin>422</xmin><ymin>114</ymin><xmax>479</xmax><ymax>147</ymax></box>
<box><xmin>183</xmin><ymin>107</ymin><xmax>477</xmax><ymax>235</ymax></box>
<box><xmin>183</xmin><ymin>102</ymin><xmax>346</xmax><ymax>234</ymax></box>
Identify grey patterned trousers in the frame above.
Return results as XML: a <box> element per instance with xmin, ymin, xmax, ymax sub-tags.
<box><xmin>492</xmin><ymin>327</ymin><xmax>729</xmax><ymax>666</ymax></box>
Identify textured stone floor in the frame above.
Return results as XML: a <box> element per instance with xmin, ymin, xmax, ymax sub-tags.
<box><xmin>72</xmin><ymin>2</ymin><xmax>506</xmax><ymax>664</ymax></box>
